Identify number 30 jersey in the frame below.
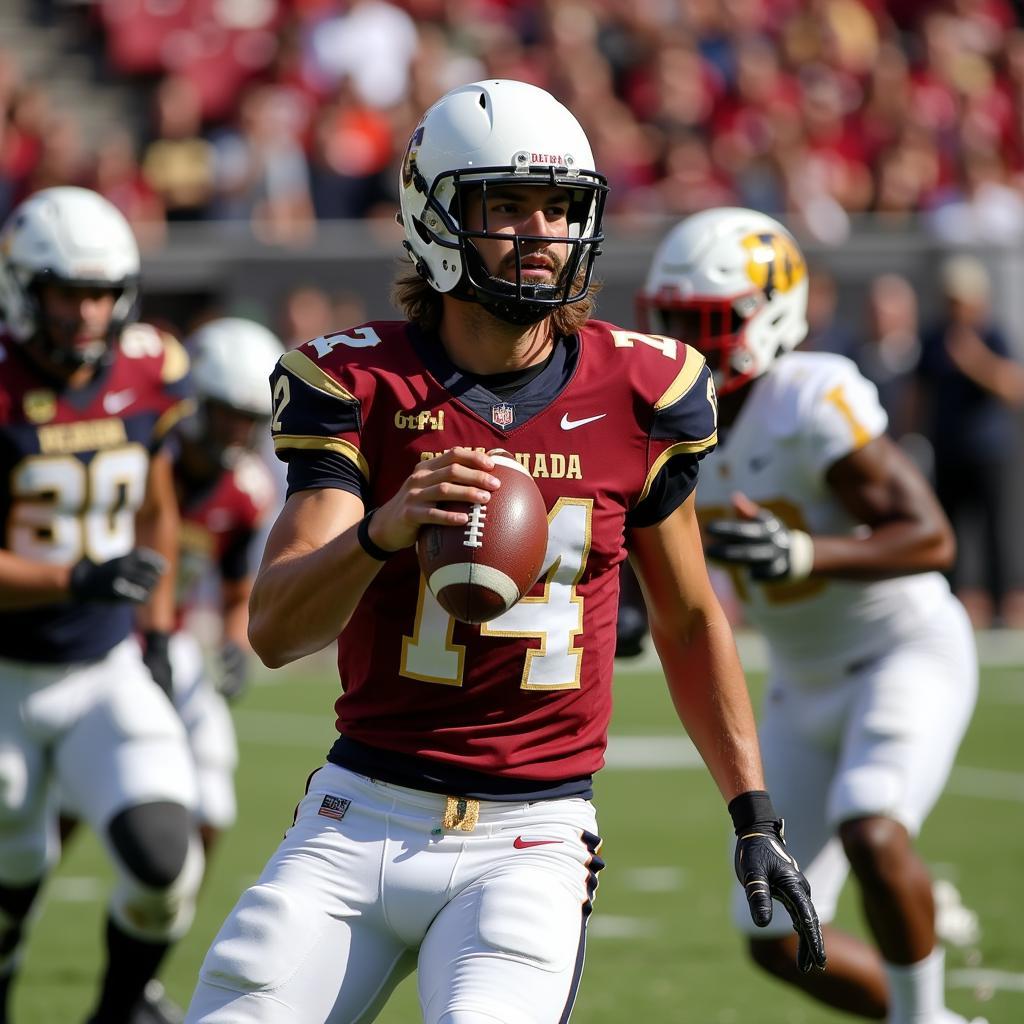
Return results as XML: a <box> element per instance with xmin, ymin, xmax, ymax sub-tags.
<box><xmin>697</xmin><ymin>351</ymin><xmax>952</xmax><ymax>678</ymax></box>
<box><xmin>0</xmin><ymin>326</ymin><xmax>192</xmax><ymax>663</ymax></box>
<box><xmin>270</xmin><ymin>320</ymin><xmax>718</xmax><ymax>787</ymax></box>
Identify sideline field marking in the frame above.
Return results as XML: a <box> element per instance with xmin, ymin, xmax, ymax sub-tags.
<box><xmin>231</xmin><ymin>713</ymin><xmax>1024</xmax><ymax>802</ymax></box>
<box><xmin>949</xmin><ymin>967</ymin><xmax>1024</xmax><ymax>994</ymax></box>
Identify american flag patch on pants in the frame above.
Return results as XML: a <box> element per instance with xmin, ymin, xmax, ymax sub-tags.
<box><xmin>318</xmin><ymin>794</ymin><xmax>351</xmax><ymax>821</ymax></box>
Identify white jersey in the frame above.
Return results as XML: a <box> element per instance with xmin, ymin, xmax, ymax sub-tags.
<box><xmin>698</xmin><ymin>351</ymin><xmax>953</xmax><ymax>677</ymax></box>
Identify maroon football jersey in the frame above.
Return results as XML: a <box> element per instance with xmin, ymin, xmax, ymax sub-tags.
<box><xmin>270</xmin><ymin>320</ymin><xmax>717</xmax><ymax>781</ymax></box>
<box><xmin>176</xmin><ymin>453</ymin><xmax>276</xmax><ymax>622</ymax></box>
<box><xmin>0</xmin><ymin>324</ymin><xmax>192</xmax><ymax>662</ymax></box>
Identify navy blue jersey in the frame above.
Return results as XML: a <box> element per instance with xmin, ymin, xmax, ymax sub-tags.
<box><xmin>0</xmin><ymin>326</ymin><xmax>192</xmax><ymax>663</ymax></box>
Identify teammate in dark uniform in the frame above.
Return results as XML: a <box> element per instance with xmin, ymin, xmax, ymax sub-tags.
<box><xmin>59</xmin><ymin>316</ymin><xmax>283</xmax><ymax>1022</ymax></box>
<box><xmin>0</xmin><ymin>187</ymin><xmax>204</xmax><ymax>1024</ymax></box>
<box><xmin>185</xmin><ymin>81</ymin><xmax>825</xmax><ymax>1024</ymax></box>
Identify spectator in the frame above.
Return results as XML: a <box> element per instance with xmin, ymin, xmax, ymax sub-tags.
<box><xmin>279</xmin><ymin>284</ymin><xmax>334</xmax><ymax>349</ymax></box>
<box><xmin>93</xmin><ymin>128</ymin><xmax>166</xmax><ymax>250</ymax></box>
<box><xmin>141</xmin><ymin>75</ymin><xmax>216</xmax><ymax>222</ymax></box>
<box><xmin>856</xmin><ymin>273</ymin><xmax>923</xmax><ymax>443</ymax></box>
<box><xmin>803</xmin><ymin>266</ymin><xmax>857</xmax><ymax>358</ymax></box>
<box><xmin>917</xmin><ymin>255</ymin><xmax>1024</xmax><ymax>627</ymax></box>
<box><xmin>209</xmin><ymin>83</ymin><xmax>314</xmax><ymax>243</ymax></box>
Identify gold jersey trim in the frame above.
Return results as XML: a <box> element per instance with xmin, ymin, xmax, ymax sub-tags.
<box><xmin>280</xmin><ymin>349</ymin><xmax>358</xmax><ymax>403</ymax></box>
<box><xmin>154</xmin><ymin>398</ymin><xmax>196</xmax><ymax>440</ymax></box>
<box><xmin>273</xmin><ymin>433</ymin><xmax>368</xmax><ymax>479</ymax></box>
<box><xmin>37</xmin><ymin>417</ymin><xmax>128</xmax><ymax>455</ymax></box>
<box><xmin>638</xmin><ymin>432</ymin><xmax>718</xmax><ymax>503</ymax></box>
<box><xmin>654</xmin><ymin>344</ymin><xmax>707</xmax><ymax>411</ymax></box>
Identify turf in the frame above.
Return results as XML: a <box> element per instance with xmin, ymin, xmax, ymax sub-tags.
<box><xmin>13</xmin><ymin>651</ymin><xmax>1021</xmax><ymax>1023</ymax></box>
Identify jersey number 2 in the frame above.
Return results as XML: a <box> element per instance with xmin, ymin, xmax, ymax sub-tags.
<box><xmin>400</xmin><ymin>499</ymin><xmax>593</xmax><ymax>690</ymax></box>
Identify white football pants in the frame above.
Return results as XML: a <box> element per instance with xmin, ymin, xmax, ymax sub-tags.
<box><xmin>732</xmin><ymin>592</ymin><xmax>978</xmax><ymax>934</ymax></box>
<box><xmin>0</xmin><ymin>637</ymin><xmax>198</xmax><ymax>884</ymax></box>
<box><xmin>186</xmin><ymin>763</ymin><xmax>604</xmax><ymax>1023</ymax></box>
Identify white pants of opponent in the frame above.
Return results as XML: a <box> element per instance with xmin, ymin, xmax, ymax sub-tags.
<box><xmin>731</xmin><ymin>592</ymin><xmax>978</xmax><ymax>934</ymax></box>
<box><xmin>186</xmin><ymin>763</ymin><xmax>604</xmax><ymax>1024</ymax></box>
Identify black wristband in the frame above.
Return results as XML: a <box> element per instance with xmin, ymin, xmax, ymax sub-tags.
<box><xmin>143</xmin><ymin>629</ymin><xmax>171</xmax><ymax>655</ymax></box>
<box><xmin>356</xmin><ymin>510</ymin><xmax>395</xmax><ymax>562</ymax></box>
<box><xmin>728</xmin><ymin>790</ymin><xmax>778</xmax><ymax>835</ymax></box>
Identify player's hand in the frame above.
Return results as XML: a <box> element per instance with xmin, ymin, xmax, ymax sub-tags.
<box><xmin>368</xmin><ymin>447</ymin><xmax>502</xmax><ymax>552</ymax></box>
<box><xmin>142</xmin><ymin>630</ymin><xmax>173</xmax><ymax>700</ymax></box>
<box><xmin>705</xmin><ymin>493</ymin><xmax>814</xmax><ymax>582</ymax></box>
<box><xmin>730</xmin><ymin>792</ymin><xmax>826</xmax><ymax>974</ymax></box>
<box><xmin>218</xmin><ymin>640</ymin><xmax>250</xmax><ymax>702</ymax></box>
<box><xmin>69</xmin><ymin>548</ymin><xmax>167</xmax><ymax>604</ymax></box>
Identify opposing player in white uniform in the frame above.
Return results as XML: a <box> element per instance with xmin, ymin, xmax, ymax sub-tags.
<box><xmin>638</xmin><ymin>208</ymin><xmax>980</xmax><ymax>1024</ymax></box>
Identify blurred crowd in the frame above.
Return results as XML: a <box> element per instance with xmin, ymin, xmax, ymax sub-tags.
<box><xmin>4</xmin><ymin>0</ymin><xmax>1024</xmax><ymax>245</ymax></box>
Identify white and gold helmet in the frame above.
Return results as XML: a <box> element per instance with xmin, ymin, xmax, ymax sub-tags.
<box><xmin>187</xmin><ymin>317</ymin><xmax>284</xmax><ymax>418</ymax></box>
<box><xmin>638</xmin><ymin>208</ymin><xmax>809</xmax><ymax>394</ymax></box>
<box><xmin>0</xmin><ymin>186</ymin><xmax>140</xmax><ymax>364</ymax></box>
<box><xmin>398</xmin><ymin>79</ymin><xmax>608</xmax><ymax>325</ymax></box>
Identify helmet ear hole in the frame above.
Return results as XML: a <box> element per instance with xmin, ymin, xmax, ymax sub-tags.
<box><xmin>412</xmin><ymin>217</ymin><xmax>433</xmax><ymax>245</ymax></box>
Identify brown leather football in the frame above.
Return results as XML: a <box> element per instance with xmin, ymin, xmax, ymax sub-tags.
<box><xmin>416</xmin><ymin>448</ymin><xmax>549</xmax><ymax>624</ymax></box>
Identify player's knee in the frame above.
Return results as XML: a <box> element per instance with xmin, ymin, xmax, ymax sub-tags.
<box><xmin>107</xmin><ymin>800</ymin><xmax>192</xmax><ymax>887</ymax></box>
<box><xmin>748</xmin><ymin>935</ymin><xmax>799</xmax><ymax>980</ymax></box>
<box><xmin>839</xmin><ymin>815</ymin><xmax>909</xmax><ymax>887</ymax></box>
<box><xmin>108</xmin><ymin>804</ymin><xmax>204</xmax><ymax>942</ymax></box>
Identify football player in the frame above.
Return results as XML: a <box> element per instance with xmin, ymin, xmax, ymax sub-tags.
<box><xmin>170</xmin><ymin>316</ymin><xmax>281</xmax><ymax>850</ymax></box>
<box><xmin>185</xmin><ymin>81</ymin><xmax>825</xmax><ymax>1024</ymax></box>
<box><xmin>637</xmin><ymin>207</ymin><xmax>981</xmax><ymax>1024</ymax></box>
<box><xmin>0</xmin><ymin>187</ymin><xmax>204</xmax><ymax>1024</ymax></box>
<box><xmin>58</xmin><ymin>316</ymin><xmax>282</xmax><ymax>1022</ymax></box>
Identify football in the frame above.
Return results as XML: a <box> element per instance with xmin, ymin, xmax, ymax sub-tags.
<box><xmin>416</xmin><ymin>448</ymin><xmax>549</xmax><ymax>624</ymax></box>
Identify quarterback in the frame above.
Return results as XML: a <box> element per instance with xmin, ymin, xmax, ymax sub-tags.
<box><xmin>638</xmin><ymin>207</ymin><xmax>981</xmax><ymax>1024</ymax></box>
<box><xmin>185</xmin><ymin>82</ymin><xmax>824</xmax><ymax>1024</ymax></box>
<box><xmin>0</xmin><ymin>188</ymin><xmax>204</xmax><ymax>1023</ymax></box>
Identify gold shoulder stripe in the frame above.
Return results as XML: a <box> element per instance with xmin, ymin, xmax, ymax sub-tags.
<box><xmin>654</xmin><ymin>345</ymin><xmax>707</xmax><ymax>411</ymax></box>
<box><xmin>161</xmin><ymin>334</ymin><xmax>190</xmax><ymax>384</ymax></box>
<box><xmin>273</xmin><ymin>434</ymin><xmax>368</xmax><ymax>479</ymax></box>
<box><xmin>281</xmin><ymin>349</ymin><xmax>358</xmax><ymax>403</ymax></box>
<box><xmin>638</xmin><ymin>433</ymin><xmax>718</xmax><ymax>503</ymax></box>
<box><xmin>154</xmin><ymin>398</ymin><xmax>196</xmax><ymax>440</ymax></box>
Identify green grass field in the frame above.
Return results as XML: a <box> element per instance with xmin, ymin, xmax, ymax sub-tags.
<box><xmin>13</xmin><ymin>644</ymin><xmax>1023</xmax><ymax>1023</ymax></box>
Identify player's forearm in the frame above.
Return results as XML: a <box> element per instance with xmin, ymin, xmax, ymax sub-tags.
<box><xmin>135</xmin><ymin>502</ymin><xmax>178</xmax><ymax>633</ymax></box>
<box><xmin>221</xmin><ymin>579</ymin><xmax>251</xmax><ymax>650</ymax></box>
<box><xmin>0</xmin><ymin>551</ymin><xmax>73</xmax><ymax>609</ymax></box>
<box><xmin>807</xmin><ymin>518</ymin><xmax>954</xmax><ymax>580</ymax></box>
<box><xmin>248</xmin><ymin>528</ymin><xmax>383</xmax><ymax>668</ymax></box>
<box><xmin>653</xmin><ymin>607</ymin><xmax>765</xmax><ymax>802</ymax></box>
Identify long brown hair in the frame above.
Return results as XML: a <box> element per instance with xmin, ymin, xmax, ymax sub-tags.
<box><xmin>390</xmin><ymin>263</ymin><xmax>602</xmax><ymax>336</ymax></box>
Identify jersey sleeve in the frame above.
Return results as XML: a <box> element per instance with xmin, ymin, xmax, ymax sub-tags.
<box><xmin>269</xmin><ymin>347</ymin><xmax>368</xmax><ymax>501</ymax></box>
<box><xmin>801</xmin><ymin>357</ymin><xmax>888</xmax><ymax>476</ymax></box>
<box><xmin>153</xmin><ymin>331</ymin><xmax>195</xmax><ymax>446</ymax></box>
<box><xmin>628</xmin><ymin>346</ymin><xmax>719</xmax><ymax>528</ymax></box>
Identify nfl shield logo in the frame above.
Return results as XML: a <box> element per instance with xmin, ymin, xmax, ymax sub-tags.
<box><xmin>491</xmin><ymin>403</ymin><xmax>515</xmax><ymax>427</ymax></box>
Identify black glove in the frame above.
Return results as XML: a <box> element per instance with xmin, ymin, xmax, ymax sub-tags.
<box><xmin>69</xmin><ymin>549</ymin><xmax>167</xmax><ymax>604</ymax></box>
<box><xmin>142</xmin><ymin>630</ymin><xmax>173</xmax><ymax>700</ymax></box>
<box><xmin>218</xmin><ymin>640</ymin><xmax>250</xmax><ymax>702</ymax></box>
<box><xmin>730</xmin><ymin>790</ymin><xmax>827</xmax><ymax>974</ymax></box>
<box><xmin>705</xmin><ymin>511</ymin><xmax>814</xmax><ymax>582</ymax></box>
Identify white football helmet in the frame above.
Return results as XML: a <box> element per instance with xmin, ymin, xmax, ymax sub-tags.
<box><xmin>187</xmin><ymin>317</ymin><xmax>284</xmax><ymax>418</ymax></box>
<box><xmin>0</xmin><ymin>186</ymin><xmax>140</xmax><ymax>365</ymax></box>
<box><xmin>398</xmin><ymin>79</ymin><xmax>608</xmax><ymax>325</ymax></box>
<box><xmin>638</xmin><ymin>208</ymin><xmax>809</xmax><ymax>394</ymax></box>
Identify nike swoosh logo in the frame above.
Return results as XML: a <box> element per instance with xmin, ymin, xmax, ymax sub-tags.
<box><xmin>103</xmin><ymin>389</ymin><xmax>135</xmax><ymax>415</ymax></box>
<box><xmin>513</xmin><ymin>836</ymin><xmax>564</xmax><ymax>849</ymax></box>
<box><xmin>560</xmin><ymin>413</ymin><xmax>606</xmax><ymax>431</ymax></box>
